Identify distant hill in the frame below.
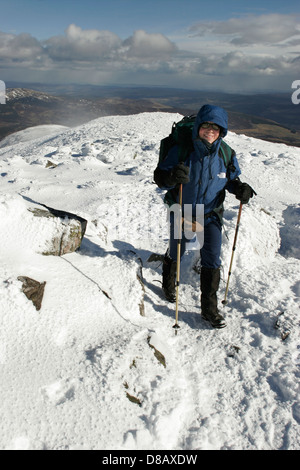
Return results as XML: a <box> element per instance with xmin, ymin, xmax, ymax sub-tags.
<box><xmin>1</xmin><ymin>85</ymin><xmax>299</xmax><ymax>147</ymax></box>
<box><xmin>0</xmin><ymin>88</ymin><xmax>174</xmax><ymax>142</ymax></box>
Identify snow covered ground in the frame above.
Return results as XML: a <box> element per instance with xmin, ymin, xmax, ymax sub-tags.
<box><xmin>0</xmin><ymin>112</ymin><xmax>299</xmax><ymax>450</ymax></box>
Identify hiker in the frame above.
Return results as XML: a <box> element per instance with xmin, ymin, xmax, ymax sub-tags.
<box><xmin>154</xmin><ymin>104</ymin><xmax>255</xmax><ymax>328</ymax></box>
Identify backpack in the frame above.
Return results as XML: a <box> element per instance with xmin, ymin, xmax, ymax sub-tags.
<box><xmin>158</xmin><ymin>114</ymin><xmax>233</xmax><ymax>169</ymax></box>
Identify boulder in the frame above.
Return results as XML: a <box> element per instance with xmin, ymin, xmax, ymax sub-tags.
<box><xmin>0</xmin><ymin>195</ymin><xmax>87</xmax><ymax>257</ymax></box>
<box><xmin>28</xmin><ymin>202</ymin><xmax>87</xmax><ymax>256</ymax></box>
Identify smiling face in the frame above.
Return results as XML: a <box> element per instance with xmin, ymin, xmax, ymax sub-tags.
<box><xmin>198</xmin><ymin>122</ymin><xmax>221</xmax><ymax>144</ymax></box>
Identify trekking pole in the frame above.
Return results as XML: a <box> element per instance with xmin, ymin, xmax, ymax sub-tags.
<box><xmin>222</xmin><ymin>202</ymin><xmax>243</xmax><ymax>306</ymax></box>
<box><xmin>173</xmin><ymin>183</ymin><xmax>183</xmax><ymax>334</ymax></box>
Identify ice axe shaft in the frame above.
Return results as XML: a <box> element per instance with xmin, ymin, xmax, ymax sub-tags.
<box><xmin>222</xmin><ymin>202</ymin><xmax>243</xmax><ymax>305</ymax></box>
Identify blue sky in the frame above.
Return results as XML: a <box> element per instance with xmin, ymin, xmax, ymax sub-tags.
<box><xmin>0</xmin><ymin>0</ymin><xmax>300</xmax><ymax>92</ymax></box>
<box><xmin>1</xmin><ymin>0</ymin><xmax>299</xmax><ymax>39</ymax></box>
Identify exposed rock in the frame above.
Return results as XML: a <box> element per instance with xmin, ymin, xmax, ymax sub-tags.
<box><xmin>147</xmin><ymin>336</ymin><xmax>166</xmax><ymax>368</ymax></box>
<box><xmin>45</xmin><ymin>160</ymin><xmax>57</xmax><ymax>168</ymax></box>
<box><xmin>123</xmin><ymin>381</ymin><xmax>142</xmax><ymax>407</ymax></box>
<box><xmin>29</xmin><ymin>202</ymin><xmax>87</xmax><ymax>256</ymax></box>
<box><xmin>275</xmin><ymin>311</ymin><xmax>292</xmax><ymax>341</ymax></box>
<box><xmin>17</xmin><ymin>276</ymin><xmax>46</xmax><ymax>311</ymax></box>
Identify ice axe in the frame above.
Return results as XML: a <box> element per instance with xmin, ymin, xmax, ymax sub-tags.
<box><xmin>222</xmin><ymin>202</ymin><xmax>243</xmax><ymax>306</ymax></box>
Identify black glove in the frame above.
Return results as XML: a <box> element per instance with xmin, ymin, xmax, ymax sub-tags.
<box><xmin>165</xmin><ymin>162</ymin><xmax>190</xmax><ymax>187</ymax></box>
<box><xmin>235</xmin><ymin>181</ymin><xmax>256</xmax><ymax>204</ymax></box>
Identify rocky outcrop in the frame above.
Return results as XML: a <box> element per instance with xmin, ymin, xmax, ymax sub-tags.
<box><xmin>29</xmin><ymin>202</ymin><xmax>87</xmax><ymax>256</ymax></box>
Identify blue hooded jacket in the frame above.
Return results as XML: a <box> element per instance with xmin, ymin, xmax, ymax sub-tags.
<box><xmin>158</xmin><ymin>104</ymin><xmax>241</xmax><ymax>221</ymax></box>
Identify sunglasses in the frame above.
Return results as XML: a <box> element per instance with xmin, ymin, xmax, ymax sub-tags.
<box><xmin>201</xmin><ymin>122</ymin><xmax>220</xmax><ymax>131</ymax></box>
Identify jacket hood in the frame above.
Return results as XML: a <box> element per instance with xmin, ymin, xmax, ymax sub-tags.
<box><xmin>193</xmin><ymin>104</ymin><xmax>228</xmax><ymax>139</ymax></box>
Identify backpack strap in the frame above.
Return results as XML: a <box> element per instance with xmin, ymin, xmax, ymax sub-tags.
<box><xmin>219</xmin><ymin>140</ymin><xmax>238</xmax><ymax>180</ymax></box>
<box><xmin>219</xmin><ymin>141</ymin><xmax>232</xmax><ymax>167</ymax></box>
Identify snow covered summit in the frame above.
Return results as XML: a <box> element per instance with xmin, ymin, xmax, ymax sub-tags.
<box><xmin>0</xmin><ymin>112</ymin><xmax>299</xmax><ymax>450</ymax></box>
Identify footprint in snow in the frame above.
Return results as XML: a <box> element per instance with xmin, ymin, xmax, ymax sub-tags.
<box><xmin>40</xmin><ymin>379</ymin><xmax>76</xmax><ymax>406</ymax></box>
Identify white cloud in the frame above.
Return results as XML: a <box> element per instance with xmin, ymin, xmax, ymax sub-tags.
<box><xmin>0</xmin><ymin>15</ymin><xmax>299</xmax><ymax>92</ymax></box>
<box><xmin>43</xmin><ymin>25</ymin><xmax>177</xmax><ymax>63</ymax></box>
<box><xmin>122</xmin><ymin>30</ymin><xmax>177</xmax><ymax>58</ymax></box>
<box><xmin>0</xmin><ymin>25</ymin><xmax>177</xmax><ymax>66</ymax></box>
<box><xmin>189</xmin><ymin>13</ymin><xmax>300</xmax><ymax>46</ymax></box>
<box><xmin>0</xmin><ymin>31</ymin><xmax>44</xmax><ymax>61</ymax></box>
<box><xmin>45</xmin><ymin>24</ymin><xmax>122</xmax><ymax>61</ymax></box>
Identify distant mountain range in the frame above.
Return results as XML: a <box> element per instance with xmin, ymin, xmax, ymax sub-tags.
<box><xmin>1</xmin><ymin>84</ymin><xmax>299</xmax><ymax>147</ymax></box>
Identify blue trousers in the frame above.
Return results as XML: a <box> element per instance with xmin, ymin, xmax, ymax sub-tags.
<box><xmin>168</xmin><ymin>214</ymin><xmax>222</xmax><ymax>269</ymax></box>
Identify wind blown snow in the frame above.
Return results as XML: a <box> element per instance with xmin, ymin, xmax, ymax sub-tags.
<box><xmin>0</xmin><ymin>112</ymin><xmax>299</xmax><ymax>450</ymax></box>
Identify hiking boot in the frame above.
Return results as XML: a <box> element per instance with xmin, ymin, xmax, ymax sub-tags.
<box><xmin>201</xmin><ymin>308</ymin><xmax>226</xmax><ymax>329</ymax></box>
<box><xmin>201</xmin><ymin>266</ymin><xmax>226</xmax><ymax>329</ymax></box>
<box><xmin>162</xmin><ymin>254</ymin><xmax>177</xmax><ymax>303</ymax></box>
